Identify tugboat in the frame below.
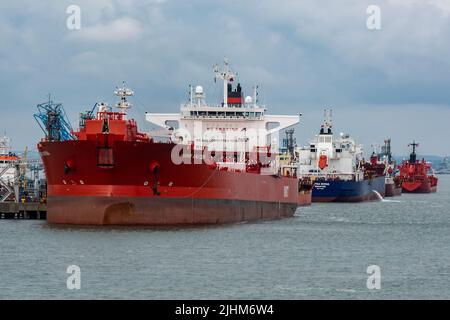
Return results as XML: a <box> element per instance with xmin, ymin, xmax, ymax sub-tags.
<box><xmin>399</xmin><ymin>141</ymin><xmax>438</xmax><ymax>193</ymax></box>
<box><xmin>297</xmin><ymin>110</ymin><xmax>385</xmax><ymax>202</ymax></box>
<box><xmin>36</xmin><ymin>59</ymin><xmax>304</xmax><ymax>225</ymax></box>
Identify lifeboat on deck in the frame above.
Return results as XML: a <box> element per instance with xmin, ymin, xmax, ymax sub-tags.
<box><xmin>318</xmin><ymin>154</ymin><xmax>328</xmax><ymax>170</ymax></box>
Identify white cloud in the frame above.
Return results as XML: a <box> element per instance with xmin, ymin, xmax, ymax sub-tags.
<box><xmin>68</xmin><ymin>17</ymin><xmax>144</xmax><ymax>42</ymax></box>
<box><xmin>1</xmin><ymin>0</ymin><xmax>450</xmax><ymax>154</ymax></box>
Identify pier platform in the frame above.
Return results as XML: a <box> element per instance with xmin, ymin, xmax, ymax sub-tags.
<box><xmin>0</xmin><ymin>202</ymin><xmax>47</xmax><ymax>220</ymax></box>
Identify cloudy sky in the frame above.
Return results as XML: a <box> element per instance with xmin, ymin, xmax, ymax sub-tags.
<box><xmin>1</xmin><ymin>0</ymin><xmax>450</xmax><ymax>156</ymax></box>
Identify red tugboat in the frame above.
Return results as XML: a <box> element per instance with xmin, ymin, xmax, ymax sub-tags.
<box><xmin>36</xmin><ymin>59</ymin><xmax>303</xmax><ymax>225</ymax></box>
<box><xmin>399</xmin><ymin>141</ymin><xmax>438</xmax><ymax>193</ymax></box>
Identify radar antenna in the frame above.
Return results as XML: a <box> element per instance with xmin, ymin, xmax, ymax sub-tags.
<box><xmin>114</xmin><ymin>81</ymin><xmax>134</xmax><ymax>115</ymax></box>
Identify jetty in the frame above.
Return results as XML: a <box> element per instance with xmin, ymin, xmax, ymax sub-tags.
<box><xmin>0</xmin><ymin>202</ymin><xmax>46</xmax><ymax>220</ymax></box>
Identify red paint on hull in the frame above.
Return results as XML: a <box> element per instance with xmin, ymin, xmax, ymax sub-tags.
<box><xmin>39</xmin><ymin>141</ymin><xmax>301</xmax><ymax>225</ymax></box>
<box><xmin>47</xmin><ymin>196</ymin><xmax>297</xmax><ymax>225</ymax></box>
<box><xmin>402</xmin><ymin>180</ymin><xmax>437</xmax><ymax>193</ymax></box>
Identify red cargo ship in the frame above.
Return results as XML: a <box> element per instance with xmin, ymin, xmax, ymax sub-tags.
<box><xmin>399</xmin><ymin>141</ymin><xmax>438</xmax><ymax>193</ymax></box>
<box><xmin>37</xmin><ymin>60</ymin><xmax>307</xmax><ymax>225</ymax></box>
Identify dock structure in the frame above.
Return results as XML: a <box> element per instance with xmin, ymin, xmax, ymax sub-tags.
<box><xmin>0</xmin><ymin>202</ymin><xmax>46</xmax><ymax>220</ymax></box>
<box><xmin>1</xmin><ymin>135</ymin><xmax>47</xmax><ymax>220</ymax></box>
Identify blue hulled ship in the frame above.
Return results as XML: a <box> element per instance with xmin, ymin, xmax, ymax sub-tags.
<box><xmin>297</xmin><ymin>109</ymin><xmax>386</xmax><ymax>202</ymax></box>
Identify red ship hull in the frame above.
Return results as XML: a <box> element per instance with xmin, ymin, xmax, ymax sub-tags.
<box><xmin>47</xmin><ymin>195</ymin><xmax>297</xmax><ymax>225</ymax></box>
<box><xmin>39</xmin><ymin>141</ymin><xmax>300</xmax><ymax>225</ymax></box>
<box><xmin>402</xmin><ymin>179</ymin><xmax>437</xmax><ymax>193</ymax></box>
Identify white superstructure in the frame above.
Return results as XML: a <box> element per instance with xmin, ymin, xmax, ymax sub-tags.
<box><xmin>297</xmin><ymin>110</ymin><xmax>364</xmax><ymax>181</ymax></box>
<box><xmin>146</xmin><ymin>58</ymin><xmax>300</xmax><ymax>153</ymax></box>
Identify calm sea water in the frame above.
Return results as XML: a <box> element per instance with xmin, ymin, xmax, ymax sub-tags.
<box><xmin>1</xmin><ymin>176</ymin><xmax>450</xmax><ymax>299</ymax></box>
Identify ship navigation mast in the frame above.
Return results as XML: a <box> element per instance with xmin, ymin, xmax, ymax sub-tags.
<box><xmin>0</xmin><ymin>134</ymin><xmax>11</xmax><ymax>155</ymax></box>
<box><xmin>320</xmin><ymin>108</ymin><xmax>333</xmax><ymax>135</ymax></box>
<box><xmin>213</xmin><ymin>58</ymin><xmax>237</xmax><ymax>108</ymax></box>
<box><xmin>408</xmin><ymin>141</ymin><xmax>419</xmax><ymax>163</ymax></box>
<box><xmin>114</xmin><ymin>81</ymin><xmax>134</xmax><ymax>117</ymax></box>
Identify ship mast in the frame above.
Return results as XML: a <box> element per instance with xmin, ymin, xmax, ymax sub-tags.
<box><xmin>0</xmin><ymin>134</ymin><xmax>11</xmax><ymax>155</ymax></box>
<box><xmin>408</xmin><ymin>141</ymin><xmax>419</xmax><ymax>163</ymax></box>
<box><xmin>114</xmin><ymin>81</ymin><xmax>134</xmax><ymax>117</ymax></box>
<box><xmin>213</xmin><ymin>58</ymin><xmax>236</xmax><ymax>108</ymax></box>
<box><xmin>252</xmin><ymin>85</ymin><xmax>259</xmax><ymax>108</ymax></box>
<box><xmin>320</xmin><ymin>108</ymin><xmax>333</xmax><ymax>135</ymax></box>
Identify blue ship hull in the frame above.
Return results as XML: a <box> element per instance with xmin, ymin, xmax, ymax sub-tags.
<box><xmin>312</xmin><ymin>175</ymin><xmax>385</xmax><ymax>202</ymax></box>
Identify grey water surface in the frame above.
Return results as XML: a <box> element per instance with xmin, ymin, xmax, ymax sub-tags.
<box><xmin>1</xmin><ymin>176</ymin><xmax>450</xmax><ymax>299</ymax></box>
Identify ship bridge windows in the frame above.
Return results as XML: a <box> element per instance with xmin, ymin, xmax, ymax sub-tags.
<box><xmin>319</xmin><ymin>136</ymin><xmax>332</xmax><ymax>143</ymax></box>
<box><xmin>186</xmin><ymin>110</ymin><xmax>260</xmax><ymax>119</ymax></box>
